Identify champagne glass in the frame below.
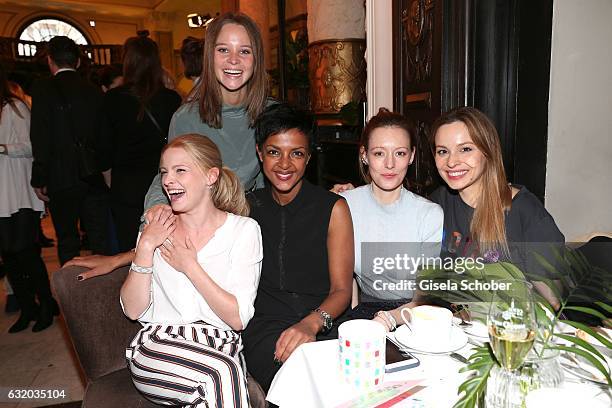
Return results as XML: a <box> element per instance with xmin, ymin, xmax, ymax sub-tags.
<box><xmin>488</xmin><ymin>280</ymin><xmax>537</xmax><ymax>371</ymax></box>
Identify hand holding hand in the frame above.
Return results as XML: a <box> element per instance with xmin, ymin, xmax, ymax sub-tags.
<box><xmin>274</xmin><ymin>316</ymin><xmax>319</xmax><ymax>363</ymax></box>
<box><xmin>159</xmin><ymin>235</ymin><xmax>199</xmax><ymax>275</ymax></box>
<box><xmin>144</xmin><ymin>204</ymin><xmax>173</xmax><ymax>226</ymax></box>
<box><xmin>330</xmin><ymin>183</ymin><xmax>355</xmax><ymax>194</ymax></box>
<box><xmin>138</xmin><ymin>209</ymin><xmax>176</xmax><ymax>252</ymax></box>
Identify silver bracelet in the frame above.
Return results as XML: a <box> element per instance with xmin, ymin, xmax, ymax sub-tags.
<box><xmin>375</xmin><ymin>310</ymin><xmax>397</xmax><ymax>331</ymax></box>
<box><xmin>385</xmin><ymin>310</ymin><xmax>397</xmax><ymax>331</ymax></box>
<box><xmin>130</xmin><ymin>262</ymin><xmax>153</xmax><ymax>274</ymax></box>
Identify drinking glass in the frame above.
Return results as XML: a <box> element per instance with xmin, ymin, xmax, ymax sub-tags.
<box><xmin>486</xmin><ymin>280</ymin><xmax>537</xmax><ymax>408</ymax></box>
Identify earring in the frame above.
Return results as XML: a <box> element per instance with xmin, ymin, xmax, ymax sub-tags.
<box><xmin>361</xmin><ymin>158</ymin><xmax>368</xmax><ymax>165</ymax></box>
<box><xmin>207</xmin><ymin>184</ymin><xmax>213</xmax><ymax>189</ymax></box>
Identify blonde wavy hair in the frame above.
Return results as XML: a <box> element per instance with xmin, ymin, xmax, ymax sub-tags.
<box><xmin>161</xmin><ymin>134</ymin><xmax>249</xmax><ymax>216</ymax></box>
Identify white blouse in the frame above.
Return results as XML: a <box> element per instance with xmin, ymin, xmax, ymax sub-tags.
<box><xmin>125</xmin><ymin>213</ymin><xmax>263</xmax><ymax>331</ymax></box>
<box><xmin>0</xmin><ymin>99</ymin><xmax>45</xmax><ymax>217</ymax></box>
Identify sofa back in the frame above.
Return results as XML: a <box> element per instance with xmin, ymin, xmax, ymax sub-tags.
<box><xmin>52</xmin><ymin>266</ymin><xmax>140</xmax><ymax>381</ymax></box>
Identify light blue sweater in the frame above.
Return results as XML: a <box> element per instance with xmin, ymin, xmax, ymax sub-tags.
<box><xmin>340</xmin><ymin>185</ymin><xmax>443</xmax><ymax>300</ymax></box>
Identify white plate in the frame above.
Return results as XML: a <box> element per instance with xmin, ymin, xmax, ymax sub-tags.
<box><xmin>394</xmin><ymin>325</ymin><xmax>468</xmax><ymax>354</ymax></box>
<box><xmin>452</xmin><ymin>317</ymin><xmax>489</xmax><ymax>339</ymax></box>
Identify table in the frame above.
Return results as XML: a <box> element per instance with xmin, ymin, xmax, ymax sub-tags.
<box><xmin>267</xmin><ymin>338</ymin><xmax>611</xmax><ymax>407</ymax></box>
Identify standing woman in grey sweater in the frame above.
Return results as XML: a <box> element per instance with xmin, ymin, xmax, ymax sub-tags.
<box><xmin>146</xmin><ymin>11</ymin><xmax>269</xmax><ymax>204</ymax></box>
<box><xmin>68</xmin><ymin>12</ymin><xmax>270</xmax><ymax>279</ymax></box>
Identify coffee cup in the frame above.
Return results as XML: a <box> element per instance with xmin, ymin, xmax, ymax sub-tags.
<box><xmin>338</xmin><ymin>319</ymin><xmax>386</xmax><ymax>389</ymax></box>
<box><xmin>400</xmin><ymin>305</ymin><xmax>453</xmax><ymax>348</ymax></box>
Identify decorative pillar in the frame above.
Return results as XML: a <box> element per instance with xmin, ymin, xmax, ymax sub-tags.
<box><xmin>238</xmin><ymin>1</ymin><xmax>271</xmax><ymax>73</ymax></box>
<box><xmin>307</xmin><ymin>0</ymin><xmax>366</xmax><ymax>115</ymax></box>
<box><xmin>145</xmin><ymin>11</ymin><xmax>175</xmax><ymax>76</ymax></box>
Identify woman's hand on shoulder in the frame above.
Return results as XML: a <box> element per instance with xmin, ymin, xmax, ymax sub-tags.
<box><xmin>274</xmin><ymin>315</ymin><xmax>320</xmax><ymax>363</ymax></box>
<box><xmin>330</xmin><ymin>183</ymin><xmax>355</xmax><ymax>194</ymax></box>
<box><xmin>159</xmin><ymin>235</ymin><xmax>199</xmax><ymax>276</ymax></box>
<box><xmin>138</xmin><ymin>209</ymin><xmax>176</xmax><ymax>253</ymax></box>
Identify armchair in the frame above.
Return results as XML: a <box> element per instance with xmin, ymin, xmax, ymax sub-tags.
<box><xmin>52</xmin><ymin>265</ymin><xmax>267</xmax><ymax>407</ymax></box>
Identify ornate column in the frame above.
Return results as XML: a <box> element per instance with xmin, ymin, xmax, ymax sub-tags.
<box><xmin>145</xmin><ymin>11</ymin><xmax>175</xmax><ymax>76</ymax></box>
<box><xmin>307</xmin><ymin>0</ymin><xmax>366</xmax><ymax>115</ymax></box>
<box><xmin>239</xmin><ymin>1</ymin><xmax>271</xmax><ymax>72</ymax></box>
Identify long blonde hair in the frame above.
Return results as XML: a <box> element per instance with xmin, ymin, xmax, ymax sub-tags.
<box><xmin>431</xmin><ymin>107</ymin><xmax>512</xmax><ymax>256</ymax></box>
<box><xmin>162</xmin><ymin>134</ymin><xmax>249</xmax><ymax>216</ymax></box>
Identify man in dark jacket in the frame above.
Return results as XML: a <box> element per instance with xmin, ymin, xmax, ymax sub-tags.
<box><xmin>30</xmin><ymin>36</ymin><xmax>109</xmax><ymax>265</ymax></box>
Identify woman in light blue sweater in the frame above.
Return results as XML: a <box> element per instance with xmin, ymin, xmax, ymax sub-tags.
<box><xmin>338</xmin><ymin>108</ymin><xmax>443</xmax><ymax>304</ymax></box>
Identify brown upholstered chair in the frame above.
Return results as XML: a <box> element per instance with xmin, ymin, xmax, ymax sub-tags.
<box><xmin>52</xmin><ymin>265</ymin><xmax>267</xmax><ymax>408</ymax></box>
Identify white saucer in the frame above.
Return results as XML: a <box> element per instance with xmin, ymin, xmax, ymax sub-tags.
<box><xmin>394</xmin><ymin>325</ymin><xmax>468</xmax><ymax>354</ymax></box>
<box><xmin>452</xmin><ymin>317</ymin><xmax>489</xmax><ymax>339</ymax></box>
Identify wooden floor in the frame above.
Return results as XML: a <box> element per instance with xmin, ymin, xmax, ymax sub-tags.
<box><xmin>0</xmin><ymin>215</ymin><xmax>85</xmax><ymax>408</ymax></box>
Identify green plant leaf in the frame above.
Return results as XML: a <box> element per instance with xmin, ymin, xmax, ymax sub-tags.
<box><xmin>453</xmin><ymin>346</ymin><xmax>495</xmax><ymax>408</ymax></box>
<box><xmin>595</xmin><ymin>301</ymin><xmax>612</xmax><ymax>314</ymax></box>
<box><xmin>563</xmin><ymin>306</ymin><xmax>608</xmax><ymax>321</ymax></box>
<box><xmin>560</xmin><ymin>320</ymin><xmax>612</xmax><ymax>348</ymax></box>
<box><xmin>552</xmin><ymin>345</ymin><xmax>611</xmax><ymax>385</ymax></box>
<box><xmin>555</xmin><ymin>333</ymin><xmax>609</xmax><ymax>364</ymax></box>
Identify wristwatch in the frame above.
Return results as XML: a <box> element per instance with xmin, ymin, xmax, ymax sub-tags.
<box><xmin>314</xmin><ymin>308</ymin><xmax>333</xmax><ymax>332</ymax></box>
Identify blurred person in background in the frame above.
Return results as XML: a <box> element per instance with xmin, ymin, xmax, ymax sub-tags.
<box><xmin>0</xmin><ymin>63</ymin><xmax>59</xmax><ymax>333</ymax></box>
<box><xmin>177</xmin><ymin>36</ymin><xmax>204</xmax><ymax>101</ymax></box>
<box><xmin>29</xmin><ymin>36</ymin><xmax>111</xmax><ymax>265</ymax></box>
<box><xmin>97</xmin><ymin>36</ymin><xmax>181</xmax><ymax>251</ymax></box>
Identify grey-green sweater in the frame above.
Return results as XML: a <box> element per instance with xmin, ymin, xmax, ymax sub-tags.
<box><xmin>143</xmin><ymin>102</ymin><xmax>264</xmax><ymax>210</ymax></box>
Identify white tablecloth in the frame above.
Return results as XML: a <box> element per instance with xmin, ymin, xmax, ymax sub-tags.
<box><xmin>266</xmin><ymin>339</ymin><xmax>611</xmax><ymax>407</ymax></box>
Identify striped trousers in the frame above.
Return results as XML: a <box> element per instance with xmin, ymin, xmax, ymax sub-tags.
<box><xmin>126</xmin><ymin>322</ymin><xmax>250</xmax><ymax>408</ymax></box>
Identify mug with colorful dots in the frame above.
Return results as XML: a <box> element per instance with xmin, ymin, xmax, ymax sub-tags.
<box><xmin>338</xmin><ymin>319</ymin><xmax>386</xmax><ymax>389</ymax></box>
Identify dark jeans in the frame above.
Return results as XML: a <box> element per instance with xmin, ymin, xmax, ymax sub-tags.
<box><xmin>48</xmin><ymin>182</ymin><xmax>110</xmax><ymax>265</ymax></box>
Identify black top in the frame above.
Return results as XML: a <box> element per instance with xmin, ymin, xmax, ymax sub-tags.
<box><xmin>248</xmin><ymin>180</ymin><xmax>342</xmax><ymax>319</ymax></box>
<box><xmin>30</xmin><ymin>70</ymin><xmax>105</xmax><ymax>192</ymax></box>
<box><xmin>97</xmin><ymin>85</ymin><xmax>181</xmax><ymax>207</ymax></box>
<box><xmin>429</xmin><ymin>185</ymin><xmax>565</xmax><ymax>277</ymax></box>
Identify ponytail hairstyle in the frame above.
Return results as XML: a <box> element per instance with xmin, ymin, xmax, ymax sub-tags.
<box><xmin>359</xmin><ymin>107</ymin><xmax>416</xmax><ymax>189</ymax></box>
<box><xmin>162</xmin><ymin>134</ymin><xmax>249</xmax><ymax>216</ymax></box>
<box><xmin>430</xmin><ymin>107</ymin><xmax>512</xmax><ymax>256</ymax></box>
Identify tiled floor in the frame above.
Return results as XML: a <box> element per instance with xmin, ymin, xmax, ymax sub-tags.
<box><xmin>0</xmin><ymin>216</ymin><xmax>85</xmax><ymax>408</ymax></box>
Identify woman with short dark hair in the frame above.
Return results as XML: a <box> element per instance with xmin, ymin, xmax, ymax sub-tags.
<box><xmin>243</xmin><ymin>103</ymin><xmax>354</xmax><ymax>391</ymax></box>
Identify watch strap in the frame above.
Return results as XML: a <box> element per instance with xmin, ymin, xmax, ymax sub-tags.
<box><xmin>314</xmin><ymin>308</ymin><xmax>333</xmax><ymax>331</ymax></box>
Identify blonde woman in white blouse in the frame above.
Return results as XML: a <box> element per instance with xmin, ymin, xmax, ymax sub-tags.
<box><xmin>120</xmin><ymin>134</ymin><xmax>263</xmax><ymax>408</ymax></box>
<box><xmin>0</xmin><ymin>66</ymin><xmax>58</xmax><ymax>334</ymax></box>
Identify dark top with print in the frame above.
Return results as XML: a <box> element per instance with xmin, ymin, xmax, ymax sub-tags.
<box><xmin>429</xmin><ymin>185</ymin><xmax>565</xmax><ymax>278</ymax></box>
